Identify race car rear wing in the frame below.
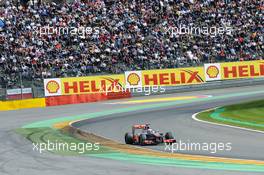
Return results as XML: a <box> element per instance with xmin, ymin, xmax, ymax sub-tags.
<box><xmin>132</xmin><ymin>124</ymin><xmax>146</xmax><ymax>129</ymax></box>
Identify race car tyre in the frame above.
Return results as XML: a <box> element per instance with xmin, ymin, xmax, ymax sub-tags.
<box><xmin>165</xmin><ymin>132</ymin><xmax>174</xmax><ymax>139</ymax></box>
<box><xmin>125</xmin><ymin>132</ymin><xmax>133</xmax><ymax>144</ymax></box>
<box><xmin>139</xmin><ymin>134</ymin><xmax>147</xmax><ymax>146</ymax></box>
<box><xmin>160</xmin><ymin>137</ymin><xmax>164</xmax><ymax>143</ymax></box>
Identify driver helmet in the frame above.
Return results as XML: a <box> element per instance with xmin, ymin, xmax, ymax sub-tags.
<box><xmin>145</xmin><ymin>124</ymin><xmax>150</xmax><ymax>130</ymax></box>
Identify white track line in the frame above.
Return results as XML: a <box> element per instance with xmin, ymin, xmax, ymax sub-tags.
<box><xmin>192</xmin><ymin>109</ymin><xmax>264</xmax><ymax>134</ymax></box>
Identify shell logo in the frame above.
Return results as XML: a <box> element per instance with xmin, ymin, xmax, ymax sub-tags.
<box><xmin>46</xmin><ymin>80</ymin><xmax>60</xmax><ymax>93</ymax></box>
<box><xmin>206</xmin><ymin>65</ymin><xmax>219</xmax><ymax>78</ymax></box>
<box><xmin>127</xmin><ymin>73</ymin><xmax>140</xmax><ymax>86</ymax></box>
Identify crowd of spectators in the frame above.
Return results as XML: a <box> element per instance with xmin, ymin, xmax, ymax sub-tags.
<box><xmin>0</xmin><ymin>0</ymin><xmax>263</xmax><ymax>88</ymax></box>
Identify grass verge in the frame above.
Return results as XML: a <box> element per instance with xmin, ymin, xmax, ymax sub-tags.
<box><xmin>197</xmin><ymin>99</ymin><xmax>264</xmax><ymax>131</ymax></box>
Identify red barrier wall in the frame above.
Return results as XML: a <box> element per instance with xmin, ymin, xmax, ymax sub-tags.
<box><xmin>45</xmin><ymin>91</ymin><xmax>131</xmax><ymax>107</ymax></box>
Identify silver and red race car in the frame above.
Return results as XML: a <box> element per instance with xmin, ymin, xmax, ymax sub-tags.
<box><xmin>124</xmin><ymin>124</ymin><xmax>176</xmax><ymax>145</ymax></box>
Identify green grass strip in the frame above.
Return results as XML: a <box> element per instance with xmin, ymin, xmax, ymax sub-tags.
<box><xmin>197</xmin><ymin>99</ymin><xmax>264</xmax><ymax>131</ymax></box>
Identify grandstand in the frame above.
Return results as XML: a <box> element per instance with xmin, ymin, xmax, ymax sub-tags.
<box><xmin>0</xmin><ymin>0</ymin><xmax>263</xmax><ymax>88</ymax></box>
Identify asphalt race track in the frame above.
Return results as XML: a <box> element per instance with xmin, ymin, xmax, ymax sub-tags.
<box><xmin>77</xmin><ymin>86</ymin><xmax>264</xmax><ymax>160</ymax></box>
<box><xmin>1</xmin><ymin>85</ymin><xmax>264</xmax><ymax>175</ymax></box>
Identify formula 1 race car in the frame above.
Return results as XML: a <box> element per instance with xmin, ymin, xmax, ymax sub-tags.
<box><xmin>124</xmin><ymin>124</ymin><xmax>176</xmax><ymax>145</ymax></box>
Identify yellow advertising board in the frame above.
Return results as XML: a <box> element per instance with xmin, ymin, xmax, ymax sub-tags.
<box><xmin>44</xmin><ymin>74</ymin><xmax>125</xmax><ymax>96</ymax></box>
<box><xmin>44</xmin><ymin>60</ymin><xmax>264</xmax><ymax>97</ymax></box>
<box><xmin>204</xmin><ymin>60</ymin><xmax>264</xmax><ymax>81</ymax></box>
<box><xmin>125</xmin><ymin>67</ymin><xmax>205</xmax><ymax>88</ymax></box>
<box><xmin>221</xmin><ymin>60</ymin><xmax>264</xmax><ymax>80</ymax></box>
